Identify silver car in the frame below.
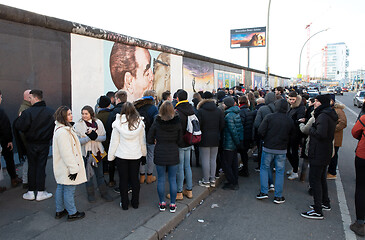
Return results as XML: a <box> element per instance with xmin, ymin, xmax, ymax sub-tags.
<box><xmin>353</xmin><ymin>91</ymin><xmax>365</xmax><ymax>108</ymax></box>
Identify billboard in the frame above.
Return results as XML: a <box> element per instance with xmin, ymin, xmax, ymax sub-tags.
<box><xmin>230</xmin><ymin>27</ymin><xmax>266</xmax><ymax>48</ymax></box>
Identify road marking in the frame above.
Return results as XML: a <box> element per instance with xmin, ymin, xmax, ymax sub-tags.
<box><xmin>335</xmin><ymin>172</ymin><xmax>356</xmax><ymax>240</ymax></box>
<box><xmin>332</xmin><ymin>99</ymin><xmax>357</xmax><ymax>239</ymax></box>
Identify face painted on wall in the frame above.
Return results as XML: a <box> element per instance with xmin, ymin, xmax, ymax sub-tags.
<box><xmin>153</xmin><ymin>53</ymin><xmax>171</xmax><ymax>101</ymax></box>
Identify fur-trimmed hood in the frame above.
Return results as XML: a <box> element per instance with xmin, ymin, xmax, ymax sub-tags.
<box><xmin>333</xmin><ymin>102</ymin><xmax>345</xmax><ymax>110</ymax></box>
<box><xmin>289</xmin><ymin>95</ymin><xmax>303</xmax><ymax>109</ymax></box>
<box><xmin>134</xmin><ymin>97</ymin><xmax>155</xmax><ymax>109</ymax></box>
<box><xmin>197</xmin><ymin>98</ymin><xmax>216</xmax><ymax>110</ymax></box>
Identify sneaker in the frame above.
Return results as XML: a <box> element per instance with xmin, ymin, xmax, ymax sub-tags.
<box><xmin>254</xmin><ymin>167</ymin><xmax>260</xmax><ymax>172</ymax></box>
<box><xmin>288</xmin><ymin>172</ymin><xmax>299</xmax><ymax>180</ymax></box>
<box><xmin>301</xmin><ymin>209</ymin><xmax>324</xmax><ymax>220</ymax></box>
<box><xmin>273</xmin><ymin>196</ymin><xmax>285</xmax><ymax>204</ymax></box>
<box><xmin>210</xmin><ymin>180</ymin><xmax>216</xmax><ymax>188</ymax></box>
<box><xmin>169</xmin><ymin>204</ymin><xmax>176</xmax><ymax>213</ymax></box>
<box><xmin>159</xmin><ymin>202</ymin><xmax>166</xmax><ymax>212</ymax></box>
<box><xmin>269</xmin><ymin>184</ymin><xmax>275</xmax><ymax>192</ymax></box>
<box><xmin>286</xmin><ymin>170</ymin><xmax>293</xmax><ymax>175</ymax></box>
<box><xmin>67</xmin><ymin>211</ymin><xmax>85</xmax><ymax>221</ymax></box>
<box><xmin>327</xmin><ymin>173</ymin><xmax>337</xmax><ymax>180</ymax></box>
<box><xmin>113</xmin><ymin>187</ymin><xmax>120</xmax><ymax>194</ymax></box>
<box><xmin>256</xmin><ymin>192</ymin><xmax>268</xmax><ymax>200</ymax></box>
<box><xmin>310</xmin><ymin>204</ymin><xmax>331</xmax><ymax>211</ymax></box>
<box><xmin>350</xmin><ymin>222</ymin><xmax>365</xmax><ymax>236</ymax></box>
<box><xmin>23</xmin><ymin>191</ymin><xmax>35</xmax><ymax>201</ymax></box>
<box><xmin>36</xmin><ymin>191</ymin><xmax>53</xmax><ymax>201</ymax></box>
<box><xmin>199</xmin><ymin>180</ymin><xmax>210</xmax><ymax>188</ymax></box>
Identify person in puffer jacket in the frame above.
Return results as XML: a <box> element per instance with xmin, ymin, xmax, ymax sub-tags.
<box><xmin>222</xmin><ymin>96</ymin><xmax>243</xmax><ymax>191</ymax></box>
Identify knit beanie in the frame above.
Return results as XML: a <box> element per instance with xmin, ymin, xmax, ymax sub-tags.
<box><xmin>315</xmin><ymin>94</ymin><xmax>330</xmax><ymax>108</ymax></box>
<box><xmin>202</xmin><ymin>91</ymin><xmax>213</xmax><ymax>99</ymax></box>
<box><xmin>223</xmin><ymin>96</ymin><xmax>235</xmax><ymax>108</ymax></box>
<box><xmin>99</xmin><ymin>96</ymin><xmax>111</xmax><ymax>108</ymax></box>
<box><xmin>216</xmin><ymin>90</ymin><xmax>226</xmax><ymax>101</ymax></box>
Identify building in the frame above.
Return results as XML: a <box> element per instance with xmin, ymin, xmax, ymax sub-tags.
<box><xmin>322</xmin><ymin>42</ymin><xmax>349</xmax><ymax>84</ymax></box>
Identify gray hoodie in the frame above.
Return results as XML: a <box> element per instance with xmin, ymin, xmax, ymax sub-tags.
<box><xmin>254</xmin><ymin>92</ymin><xmax>276</xmax><ymax>129</ymax></box>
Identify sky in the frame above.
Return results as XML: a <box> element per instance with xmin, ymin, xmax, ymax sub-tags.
<box><xmin>1</xmin><ymin>0</ymin><xmax>364</xmax><ymax>79</ymax></box>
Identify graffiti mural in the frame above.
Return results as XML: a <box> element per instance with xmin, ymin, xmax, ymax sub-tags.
<box><xmin>183</xmin><ymin>58</ymin><xmax>214</xmax><ymax>94</ymax></box>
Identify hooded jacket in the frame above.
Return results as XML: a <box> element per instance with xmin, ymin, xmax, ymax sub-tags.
<box><xmin>108</xmin><ymin>114</ymin><xmax>147</xmax><ymax>161</ymax></box>
<box><xmin>14</xmin><ymin>101</ymin><xmax>55</xmax><ymax>144</ymax></box>
<box><xmin>147</xmin><ymin>114</ymin><xmax>184</xmax><ymax>166</ymax></box>
<box><xmin>258</xmin><ymin>99</ymin><xmax>294</xmax><ymax>152</ymax></box>
<box><xmin>52</xmin><ymin>121</ymin><xmax>87</xmax><ymax>185</ymax></box>
<box><xmin>239</xmin><ymin>105</ymin><xmax>257</xmax><ymax>144</ymax></box>
<box><xmin>308</xmin><ymin>105</ymin><xmax>338</xmax><ymax>166</ymax></box>
<box><xmin>134</xmin><ymin>96</ymin><xmax>158</xmax><ymax>136</ymax></box>
<box><xmin>254</xmin><ymin>92</ymin><xmax>276</xmax><ymax>129</ymax></box>
<box><xmin>287</xmin><ymin>95</ymin><xmax>306</xmax><ymax>142</ymax></box>
<box><xmin>175</xmin><ymin>101</ymin><xmax>196</xmax><ymax>148</ymax></box>
<box><xmin>197</xmin><ymin>99</ymin><xmax>225</xmax><ymax>147</ymax></box>
<box><xmin>223</xmin><ymin>106</ymin><xmax>243</xmax><ymax>151</ymax></box>
<box><xmin>332</xmin><ymin>102</ymin><xmax>347</xmax><ymax>147</ymax></box>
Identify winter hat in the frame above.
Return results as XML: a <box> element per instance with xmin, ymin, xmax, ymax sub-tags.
<box><xmin>216</xmin><ymin>90</ymin><xmax>226</xmax><ymax>101</ymax></box>
<box><xmin>315</xmin><ymin>94</ymin><xmax>330</xmax><ymax>107</ymax></box>
<box><xmin>99</xmin><ymin>96</ymin><xmax>111</xmax><ymax>108</ymax></box>
<box><xmin>223</xmin><ymin>96</ymin><xmax>235</xmax><ymax>108</ymax></box>
<box><xmin>202</xmin><ymin>91</ymin><xmax>213</xmax><ymax>99</ymax></box>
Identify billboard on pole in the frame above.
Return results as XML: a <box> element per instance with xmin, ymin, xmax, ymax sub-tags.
<box><xmin>230</xmin><ymin>27</ymin><xmax>266</xmax><ymax>48</ymax></box>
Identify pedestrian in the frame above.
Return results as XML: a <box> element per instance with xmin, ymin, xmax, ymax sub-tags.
<box><xmin>238</xmin><ymin>95</ymin><xmax>257</xmax><ymax>177</ymax></box>
<box><xmin>350</xmin><ymin>113</ymin><xmax>365</xmax><ymax>236</ymax></box>
<box><xmin>0</xmin><ymin>90</ymin><xmax>22</xmax><ymax>188</ymax></box>
<box><xmin>105</xmin><ymin>90</ymin><xmax>128</xmax><ymax>189</ymax></box>
<box><xmin>327</xmin><ymin>94</ymin><xmax>347</xmax><ymax>180</ymax></box>
<box><xmin>191</xmin><ymin>92</ymin><xmax>202</xmax><ymax>167</ymax></box>
<box><xmin>301</xmin><ymin>94</ymin><xmax>338</xmax><ymax>220</ymax></box>
<box><xmin>134</xmin><ymin>90</ymin><xmax>158</xmax><ymax>185</ymax></box>
<box><xmin>108</xmin><ymin>102</ymin><xmax>146</xmax><ymax>210</ymax></box>
<box><xmin>14</xmin><ymin>89</ymin><xmax>55</xmax><ymax>201</ymax></box>
<box><xmin>175</xmin><ymin>90</ymin><xmax>195</xmax><ymax>199</ymax></box>
<box><xmin>221</xmin><ymin>96</ymin><xmax>243</xmax><ymax>190</ymax></box>
<box><xmin>286</xmin><ymin>91</ymin><xmax>306</xmax><ymax>180</ymax></box>
<box><xmin>53</xmin><ymin>106</ymin><xmax>86</xmax><ymax>221</ymax></box>
<box><xmin>196</xmin><ymin>91</ymin><xmax>224</xmax><ymax>187</ymax></box>
<box><xmin>147</xmin><ymin>101</ymin><xmax>183</xmax><ymax>213</ymax></box>
<box><xmin>157</xmin><ymin>90</ymin><xmax>172</xmax><ymax>110</ymax></box>
<box><xmin>73</xmin><ymin>106</ymin><xmax>113</xmax><ymax>203</ymax></box>
<box><xmin>256</xmin><ymin>99</ymin><xmax>294</xmax><ymax>203</ymax></box>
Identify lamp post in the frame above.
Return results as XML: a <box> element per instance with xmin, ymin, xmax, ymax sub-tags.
<box><xmin>265</xmin><ymin>0</ymin><xmax>271</xmax><ymax>89</ymax></box>
<box><xmin>298</xmin><ymin>28</ymin><xmax>329</xmax><ymax>77</ymax></box>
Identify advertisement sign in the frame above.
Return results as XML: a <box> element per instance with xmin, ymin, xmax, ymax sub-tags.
<box><xmin>230</xmin><ymin>27</ymin><xmax>266</xmax><ymax>48</ymax></box>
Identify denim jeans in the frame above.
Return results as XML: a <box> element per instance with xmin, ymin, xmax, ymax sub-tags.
<box><xmin>55</xmin><ymin>184</ymin><xmax>77</xmax><ymax>215</ymax></box>
<box><xmin>200</xmin><ymin>147</ymin><xmax>218</xmax><ymax>182</ymax></box>
<box><xmin>156</xmin><ymin>164</ymin><xmax>178</xmax><ymax>204</ymax></box>
<box><xmin>260</xmin><ymin>151</ymin><xmax>285</xmax><ymax>197</ymax></box>
<box><xmin>85</xmin><ymin>158</ymin><xmax>105</xmax><ymax>189</ymax></box>
<box><xmin>177</xmin><ymin>146</ymin><xmax>192</xmax><ymax>192</ymax></box>
<box><xmin>140</xmin><ymin>144</ymin><xmax>155</xmax><ymax>175</ymax></box>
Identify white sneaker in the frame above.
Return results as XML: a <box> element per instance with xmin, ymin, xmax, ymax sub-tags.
<box><xmin>286</xmin><ymin>169</ymin><xmax>293</xmax><ymax>175</ymax></box>
<box><xmin>23</xmin><ymin>191</ymin><xmax>35</xmax><ymax>200</ymax></box>
<box><xmin>288</xmin><ymin>172</ymin><xmax>299</xmax><ymax>180</ymax></box>
<box><xmin>36</xmin><ymin>191</ymin><xmax>53</xmax><ymax>201</ymax></box>
<box><xmin>269</xmin><ymin>184</ymin><xmax>275</xmax><ymax>192</ymax></box>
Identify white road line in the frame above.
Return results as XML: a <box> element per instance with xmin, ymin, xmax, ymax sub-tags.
<box><xmin>332</xmin><ymin>99</ymin><xmax>357</xmax><ymax>239</ymax></box>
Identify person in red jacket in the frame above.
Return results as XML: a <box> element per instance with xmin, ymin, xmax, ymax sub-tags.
<box><xmin>350</xmin><ymin>115</ymin><xmax>365</xmax><ymax>236</ymax></box>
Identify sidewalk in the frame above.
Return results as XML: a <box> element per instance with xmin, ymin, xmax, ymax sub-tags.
<box><xmin>0</xmin><ymin>155</ymin><xmax>223</xmax><ymax>240</ymax></box>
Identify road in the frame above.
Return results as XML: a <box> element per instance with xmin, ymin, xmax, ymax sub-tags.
<box><xmin>166</xmin><ymin>92</ymin><xmax>362</xmax><ymax>240</ymax></box>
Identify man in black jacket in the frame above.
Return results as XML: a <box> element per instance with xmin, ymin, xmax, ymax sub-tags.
<box><xmin>301</xmin><ymin>94</ymin><xmax>338</xmax><ymax>220</ymax></box>
<box><xmin>0</xmin><ymin>90</ymin><xmax>22</xmax><ymax>188</ymax></box>
<box><xmin>256</xmin><ymin>99</ymin><xmax>294</xmax><ymax>203</ymax></box>
<box><xmin>14</xmin><ymin>90</ymin><xmax>55</xmax><ymax>201</ymax></box>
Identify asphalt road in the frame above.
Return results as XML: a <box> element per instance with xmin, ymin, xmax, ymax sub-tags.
<box><xmin>166</xmin><ymin>92</ymin><xmax>362</xmax><ymax>240</ymax></box>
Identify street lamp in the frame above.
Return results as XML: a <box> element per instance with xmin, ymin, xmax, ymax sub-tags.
<box><xmin>265</xmin><ymin>0</ymin><xmax>271</xmax><ymax>89</ymax></box>
<box><xmin>298</xmin><ymin>28</ymin><xmax>329</xmax><ymax>77</ymax></box>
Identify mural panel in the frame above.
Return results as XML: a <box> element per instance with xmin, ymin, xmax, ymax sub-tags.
<box><xmin>183</xmin><ymin>58</ymin><xmax>214</xmax><ymax>94</ymax></box>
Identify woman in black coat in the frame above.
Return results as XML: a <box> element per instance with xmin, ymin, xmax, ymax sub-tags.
<box><xmin>147</xmin><ymin>101</ymin><xmax>183</xmax><ymax>213</ymax></box>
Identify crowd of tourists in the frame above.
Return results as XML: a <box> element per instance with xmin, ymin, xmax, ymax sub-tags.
<box><xmin>0</xmin><ymin>86</ymin><xmax>364</xmax><ymax>236</ymax></box>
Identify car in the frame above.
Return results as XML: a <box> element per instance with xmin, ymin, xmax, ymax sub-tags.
<box><xmin>342</xmin><ymin>87</ymin><xmax>348</xmax><ymax>92</ymax></box>
<box><xmin>307</xmin><ymin>90</ymin><xmax>320</xmax><ymax>99</ymax></box>
<box><xmin>327</xmin><ymin>86</ymin><xmax>335</xmax><ymax>92</ymax></box>
<box><xmin>334</xmin><ymin>87</ymin><xmax>343</xmax><ymax>95</ymax></box>
<box><xmin>353</xmin><ymin>91</ymin><xmax>365</xmax><ymax>108</ymax></box>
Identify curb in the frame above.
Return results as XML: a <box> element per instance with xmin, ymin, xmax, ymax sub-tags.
<box><xmin>124</xmin><ymin>175</ymin><xmax>225</xmax><ymax>240</ymax></box>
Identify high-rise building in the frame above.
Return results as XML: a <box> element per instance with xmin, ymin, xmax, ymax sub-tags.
<box><xmin>322</xmin><ymin>42</ymin><xmax>349</xmax><ymax>82</ymax></box>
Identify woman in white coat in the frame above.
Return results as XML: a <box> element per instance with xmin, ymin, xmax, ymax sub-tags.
<box><xmin>53</xmin><ymin>106</ymin><xmax>87</xmax><ymax>221</ymax></box>
<box><xmin>73</xmin><ymin>106</ymin><xmax>112</xmax><ymax>203</ymax></box>
<box><xmin>109</xmin><ymin>102</ymin><xmax>147</xmax><ymax>210</ymax></box>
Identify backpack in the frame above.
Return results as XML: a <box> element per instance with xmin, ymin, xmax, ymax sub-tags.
<box><xmin>183</xmin><ymin>114</ymin><xmax>202</xmax><ymax>145</ymax></box>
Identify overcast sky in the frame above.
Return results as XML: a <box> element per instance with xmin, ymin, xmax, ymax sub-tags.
<box><xmin>1</xmin><ymin>0</ymin><xmax>363</xmax><ymax>78</ymax></box>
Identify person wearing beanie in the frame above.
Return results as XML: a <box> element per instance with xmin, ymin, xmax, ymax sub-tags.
<box><xmin>327</xmin><ymin>94</ymin><xmax>347</xmax><ymax>180</ymax></box>
<box><xmin>98</xmin><ymin>96</ymin><xmax>111</xmax><ymax>109</ymax></box>
<box><xmin>221</xmin><ymin>96</ymin><xmax>243</xmax><ymax>190</ymax></box>
<box><xmin>301</xmin><ymin>94</ymin><xmax>338</xmax><ymax>220</ymax></box>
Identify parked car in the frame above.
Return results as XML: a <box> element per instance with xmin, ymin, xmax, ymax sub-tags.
<box><xmin>353</xmin><ymin>91</ymin><xmax>365</xmax><ymax>108</ymax></box>
<box><xmin>327</xmin><ymin>86</ymin><xmax>335</xmax><ymax>92</ymax></box>
<box><xmin>307</xmin><ymin>90</ymin><xmax>320</xmax><ymax>99</ymax></box>
<box><xmin>334</xmin><ymin>87</ymin><xmax>343</xmax><ymax>95</ymax></box>
<box><xmin>342</xmin><ymin>87</ymin><xmax>349</xmax><ymax>92</ymax></box>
